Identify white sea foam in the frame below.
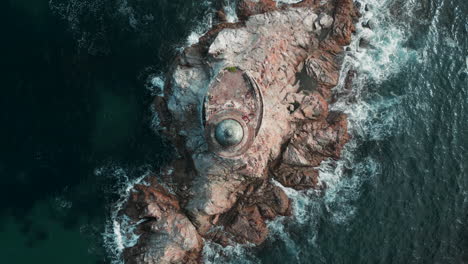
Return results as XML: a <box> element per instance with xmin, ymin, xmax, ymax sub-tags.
<box><xmin>104</xmin><ymin>0</ymin><xmax>418</xmax><ymax>262</ymax></box>
<box><xmin>233</xmin><ymin>0</ymin><xmax>415</xmax><ymax>260</ymax></box>
<box><xmin>200</xmin><ymin>0</ymin><xmax>415</xmax><ymax>260</ymax></box>
<box><xmin>224</xmin><ymin>0</ymin><xmax>239</xmax><ymax>23</ymax></box>
<box><xmin>186</xmin><ymin>14</ymin><xmax>214</xmax><ymax>46</ymax></box>
<box><xmin>347</xmin><ymin>1</ymin><xmax>417</xmax><ymax>83</ymax></box>
<box><xmin>101</xmin><ymin>166</ymin><xmax>150</xmax><ymax>264</ymax></box>
<box><xmin>273</xmin><ymin>0</ymin><xmax>302</xmax><ymax>4</ymax></box>
<box><xmin>186</xmin><ymin>1</ymin><xmax>214</xmax><ymax>46</ymax></box>
<box><xmin>146</xmin><ymin>74</ymin><xmax>165</xmax><ymax>97</ymax></box>
<box><xmin>203</xmin><ymin>241</ymin><xmax>259</xmax><ymax>264</ymax></box>
<box><xmin>465</xmin><ymin>56</ymin><xmax>468</xmax><ymax>74</ymax></box>
<box><xmin>292</xmin><ymin>0</ymin><xmax>413</xmax><ymax>223</ymax></box>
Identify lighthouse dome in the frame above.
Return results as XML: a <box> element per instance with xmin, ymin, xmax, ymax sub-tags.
<box><xmin>215</xmin><ymin>119</ymin><xmax>244</xmax><ymax>147</ymax></box>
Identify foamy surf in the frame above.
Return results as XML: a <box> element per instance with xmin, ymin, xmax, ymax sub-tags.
<box><xmin>185</xmin><ymin>1</ymin><xmax>215</xmax><ymax>46</ymax></box>
<box><xmin>261</xmin><ymin>0</ymin><xmax>420</xmax><ymax>259</ymax></box>
<box><xmin>99</xmin><ymin>4</ymin><xmax>217</xmax><ymax>259</ymax></box>
<box><xmin>102</xmin><ymin>0</ymin><xmax>419</xmax><ymax>262</ymax></box>
<box><xmin>146</xmin><ymin>75</ymin><xmax>165</xmax><ymax>96</ymax></box>
<box><xmin>101</xmin><ymin>166</ymin><xmax>151</xmax><ymax>264</ymax></box>
<box><xmin>224</xmin><ymin>0</ymin><xmax>239</xmax><ymax>23</ymax></box>
<box><xmin>203</xmin><ymin>0</ymin><xmax>418</xmax><ymax>261</ymax></box>
<box><xmin>344</xmin><ymin>1</ymin><xmax>418</xmax><ymax>83</ymax></box>
<box><xmin>203</xmin><ymin>241</ymin><xmax>259</xmax><ymax>264</ymax></box>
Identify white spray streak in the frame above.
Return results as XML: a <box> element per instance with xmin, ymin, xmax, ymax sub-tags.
<box><xmin>101</xmin><ymin>167</ymin><xmax>150</xmax><ymax>264</ymax></box>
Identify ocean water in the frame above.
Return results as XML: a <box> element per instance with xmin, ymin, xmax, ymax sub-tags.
<box><xmin>1</xmin><ymin>0</ymin><xmax>467</xmax><ymax>263</ymax></box>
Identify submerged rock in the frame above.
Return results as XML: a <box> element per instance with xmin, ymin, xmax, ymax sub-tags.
<box><xmin>122</xmin><ymin>0</ymin><xmax>359</xmax><ymax>262</ymax></box>
<box><xmin>359</xmin><ymin>36</ymin><xmax>375</xmax><ymax>49</ymax></box>
<box><xmin>362</xmin><ymin>19</ymin><xmax>375</xmax><ymax>29</ymax></box>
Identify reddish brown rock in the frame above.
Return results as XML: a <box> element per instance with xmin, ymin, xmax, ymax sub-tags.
<box><xmin>285</xmin><ymin>91</ymin><xmax>329</xmax><ymax>121</ymax></box>
<box><xmin>197</xmin><ymin>22</ymin><xmax>243</xmax><ymax>51</ymax></box>
<box><xmin>273</xmin><ymin>163</ymin><xmax>321</xmax><ymax>190</ymax></box>
<box><xmin>282</xmin><ymin>112</ymin><xmax>350</xmax><ymax>168</ymax></box>
<box><xmin>123</xmin><ymin>183</ymin><xmax>203</xmax><ymax>264</ymax></box>
<box><xmin>331</xmin><ymin>0</ymin><xmax>360</xmax><ymax>46</ymax></box>
<box><xmin>203</xmin><ymin>180</ymin><xmax>291</xmax><ymax>245</ymax></box>
<box><xmin>215</xmin><ymin>9</ymin><xmax>228</xmax><ymax>23</ymax></box>
<box><xmin>305</xmin><ymin>51</ymin><xmax>340</xmax><ymax>99</ymax></box>
<box><xmin>226</xmin><ymin>205</ymin><xmax>268</xmax><ymax>244</ymax></box>
<box><xmin>123</xmin><ymin>184</ymin><xmax>180</xmax><ymax>220</ymax></box>
<box><xmin>123</xmin><ymin>0</ymin><xmax>358</xmax><ymax>262</ymax></box>
<box><xmin>236</xmin><ymin>0</ymin><xmax>278</xmax><ymax>21</ymax></box>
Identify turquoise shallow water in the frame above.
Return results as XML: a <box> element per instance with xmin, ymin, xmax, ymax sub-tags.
<box><xmin>1</xmin><ymin>0</ymin><xmax>467</xmax><ymax>263</ymax></box>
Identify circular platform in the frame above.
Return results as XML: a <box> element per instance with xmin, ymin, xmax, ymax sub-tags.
<box><xmin>204</xmin><ymin>67</ymin><xmax>263</xmax><ymax>158</ymax></box>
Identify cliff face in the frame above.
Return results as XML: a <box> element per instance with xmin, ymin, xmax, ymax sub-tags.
<box><xmin>123</xmin><ymin>0</ymin><xmax>359</xmax><ymax>263</ymax></box>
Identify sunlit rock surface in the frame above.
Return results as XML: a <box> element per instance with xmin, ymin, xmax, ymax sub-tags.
<box><xmin>122</xmin><ymin>0</ymin><xmax>359</xmax><ymax>262</ymax></box>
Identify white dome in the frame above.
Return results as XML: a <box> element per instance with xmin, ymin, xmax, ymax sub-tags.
<box><xmin>215</xmin><ymin>119</ymin><xmax>244</xmax><ymax>147</ymax></box>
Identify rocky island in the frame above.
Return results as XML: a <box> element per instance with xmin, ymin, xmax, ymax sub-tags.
<box><xmin>121</xmin><ymin>0</ymin><xmax>359</xmax><ymax>263</ymax></box>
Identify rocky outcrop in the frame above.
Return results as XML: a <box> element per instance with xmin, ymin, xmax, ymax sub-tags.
<box><xmin>122</xmin><ymin>0</ymin><xmax>360</xmax><ymax>263</ymax></box>
<box><xmin>284</xmin><ymin>91</ymin><xmax>329</xmax><ymax>121</ymax></box>
<box><xmin>203</xmin><ymin>179</ymin><xmax>291</xmax><ymax>246</ymax></box>
<box><xmin>122</xmin><ymin>183</ymin><xmax>203</xmax><ymax>264</ymax></box>
<box><xmin>282</xmin><ymin>112</ymin><xmax>349</xmax><ymax>168</ymax></box>
<box><xmin>236</xmin><ymin>0</ymin><xmax>278</xmax><ymax>21</ymax></box>
<box><xmin>274</xmin><ymin>111</ymin><xmax>349</xmax><ymax>190</ymax></box>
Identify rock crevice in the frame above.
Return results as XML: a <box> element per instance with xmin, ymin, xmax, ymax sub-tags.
<box><xmin>122</xmin><ymin>0</ymin><xmax>360</xmax><ymax>263</ymax></box>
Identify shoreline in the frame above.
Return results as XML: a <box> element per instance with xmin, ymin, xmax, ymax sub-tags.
<box><xmin>119</xmin><ymin>1</ymin><xmax>361</xmax><ymax>263</ymax></box>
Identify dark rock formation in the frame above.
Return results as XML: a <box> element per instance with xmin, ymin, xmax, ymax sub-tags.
<box><xmin>236</xmin><ymin>0</ymin><xmax>278</xmax><ymax>21</ymax></box>
<box><xmin>123</xmin><ymin>182</ymin><xmax>203</xmax><ymax>264</ymax></box>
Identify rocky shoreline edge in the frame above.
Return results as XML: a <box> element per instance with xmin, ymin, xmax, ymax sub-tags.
<box><xmin>119</xmin><ymin>1</ymin><xmax>362</xmax><ymax>263</ymax></box>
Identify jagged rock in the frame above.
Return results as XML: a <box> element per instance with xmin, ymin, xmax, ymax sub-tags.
<box><xmin>330</xmin><ymin>0</ymin><xmax>359</xmax><ymax>46</ymax></box>
<box><xmin>273</xmin><ymin>163</ymin><xmax>321</xmax><ymax>190</ymax></box>
<box><xmin>208</xmin><ymin>28</ymin><xmax>251</xmax><ymax>57</ymax></box>
<box><xmin>344</xmin><ymin>69</ymin><xmax>357</xmax><ymax>91</ymax></box>
<box><xmin>204</xmin><ymin>180</ymin><xmax>291</xmax><ymax>245</ymax></box>
<box><xmin>216</xmin><ymin>10</ymin><xmax>228</xmax><ymax>23</ymax></box>
<box><xmin>283</xmin><ymin>112</ymin><xmax>350</xmax><ymax>168</ymax></box>
<box><xmin>359</xmin><ymin>37</ymin><xmax>373</xmax><ymax>48</ymax></box>
<box><xmin>123</xmin><ymin>0</ymin><xmax>359</xmax><ymax>262</ymax></box>
<box><xmin>286</xmin><ymin>91</ymin><xmax>328</xmax><ymax>121</ymax></box>
<box><xmin>282</xmin><ymin>143</ymin><xmax>310</xmax><ymax>166</ymax></box>
<box><xmin>300</xmin><ymin>92</ymin><xmax>328</xmax><ymax>120</ymax></box>
<box><xmin>180</xmin><ymin>45</ymin><xmax>205</xmax><ymax>66</ymax></box>
<box><xmin>303</xmin><ymin>13</ymin><xmax>318</xmax><ymax>32</ymax></box>
<box><xmin>123</xmin><ymin>184</ymin><xmax>203</xmax><ymax>264</ymax></box>
<box><xmin>313</xmin><ymin>20</ymin><xmax>322</xmax><ymax>32</ymax></box>
<box><xmin>362</xmin><ymin>19</ymin><xmax>375</xmax><ymax>29</ymax></box>
<box><xmin>226</xmin><ymin>205</ymin><xmax>268</xmax><ymax>244</ymax></box>
<box><xmin>319</xmin><ymin>14</ymin><xmax>334</xmax><ymax>28</ymax></box>
<box><xmin>305</xmin><ymin>52</ymin><xmax>340</xmax><ymax>90</ymax></box>
<box><xmin>236</xmin><ymin>0</ymin><xmax>277</xmax><ymax>21</ymax></box>
<box><xmin>355</xmin><ymin>1</ymin><xmax>362</xmax><ymax>9</ymax></box>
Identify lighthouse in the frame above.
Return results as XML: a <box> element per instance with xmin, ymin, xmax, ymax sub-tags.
<box><xmin>204</xmin><ymin>67</ymin><xmax>263</xmax><ymax>158</ymax></box>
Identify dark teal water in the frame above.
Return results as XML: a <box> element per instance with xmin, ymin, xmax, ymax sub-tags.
<box><xmin>1</xmin><ymin>0</ymin><xmax>467</xmax><ymax>263</ymax></box>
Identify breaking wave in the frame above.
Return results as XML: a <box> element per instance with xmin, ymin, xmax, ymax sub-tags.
<box><xmin>203</xmin><ymin>241</ymin><xmax>260</xmax><ymax>264</ymax></box>
<box><xmin>100</xmin><ymin>166</ymin><xmax>151</xmax><ymax>264</ymax></box>
<box><xmin>224</xmin><ymin>0</ymin><xmax>239</xmax><ymax>23</ymax></box>
<box><xmin>98</xmin><ymin>0</ymin><xmax>421</xmax><ymax>262</ymax></box>
<box><xmin>202</xmin><ymin>0</ymin><xmax>419</xmax><ymax>262</ymax></box>
<box><xmin>186</xmin><ymin>11</ymin><xmax>214</xmax><ymax>46</ymax></box>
